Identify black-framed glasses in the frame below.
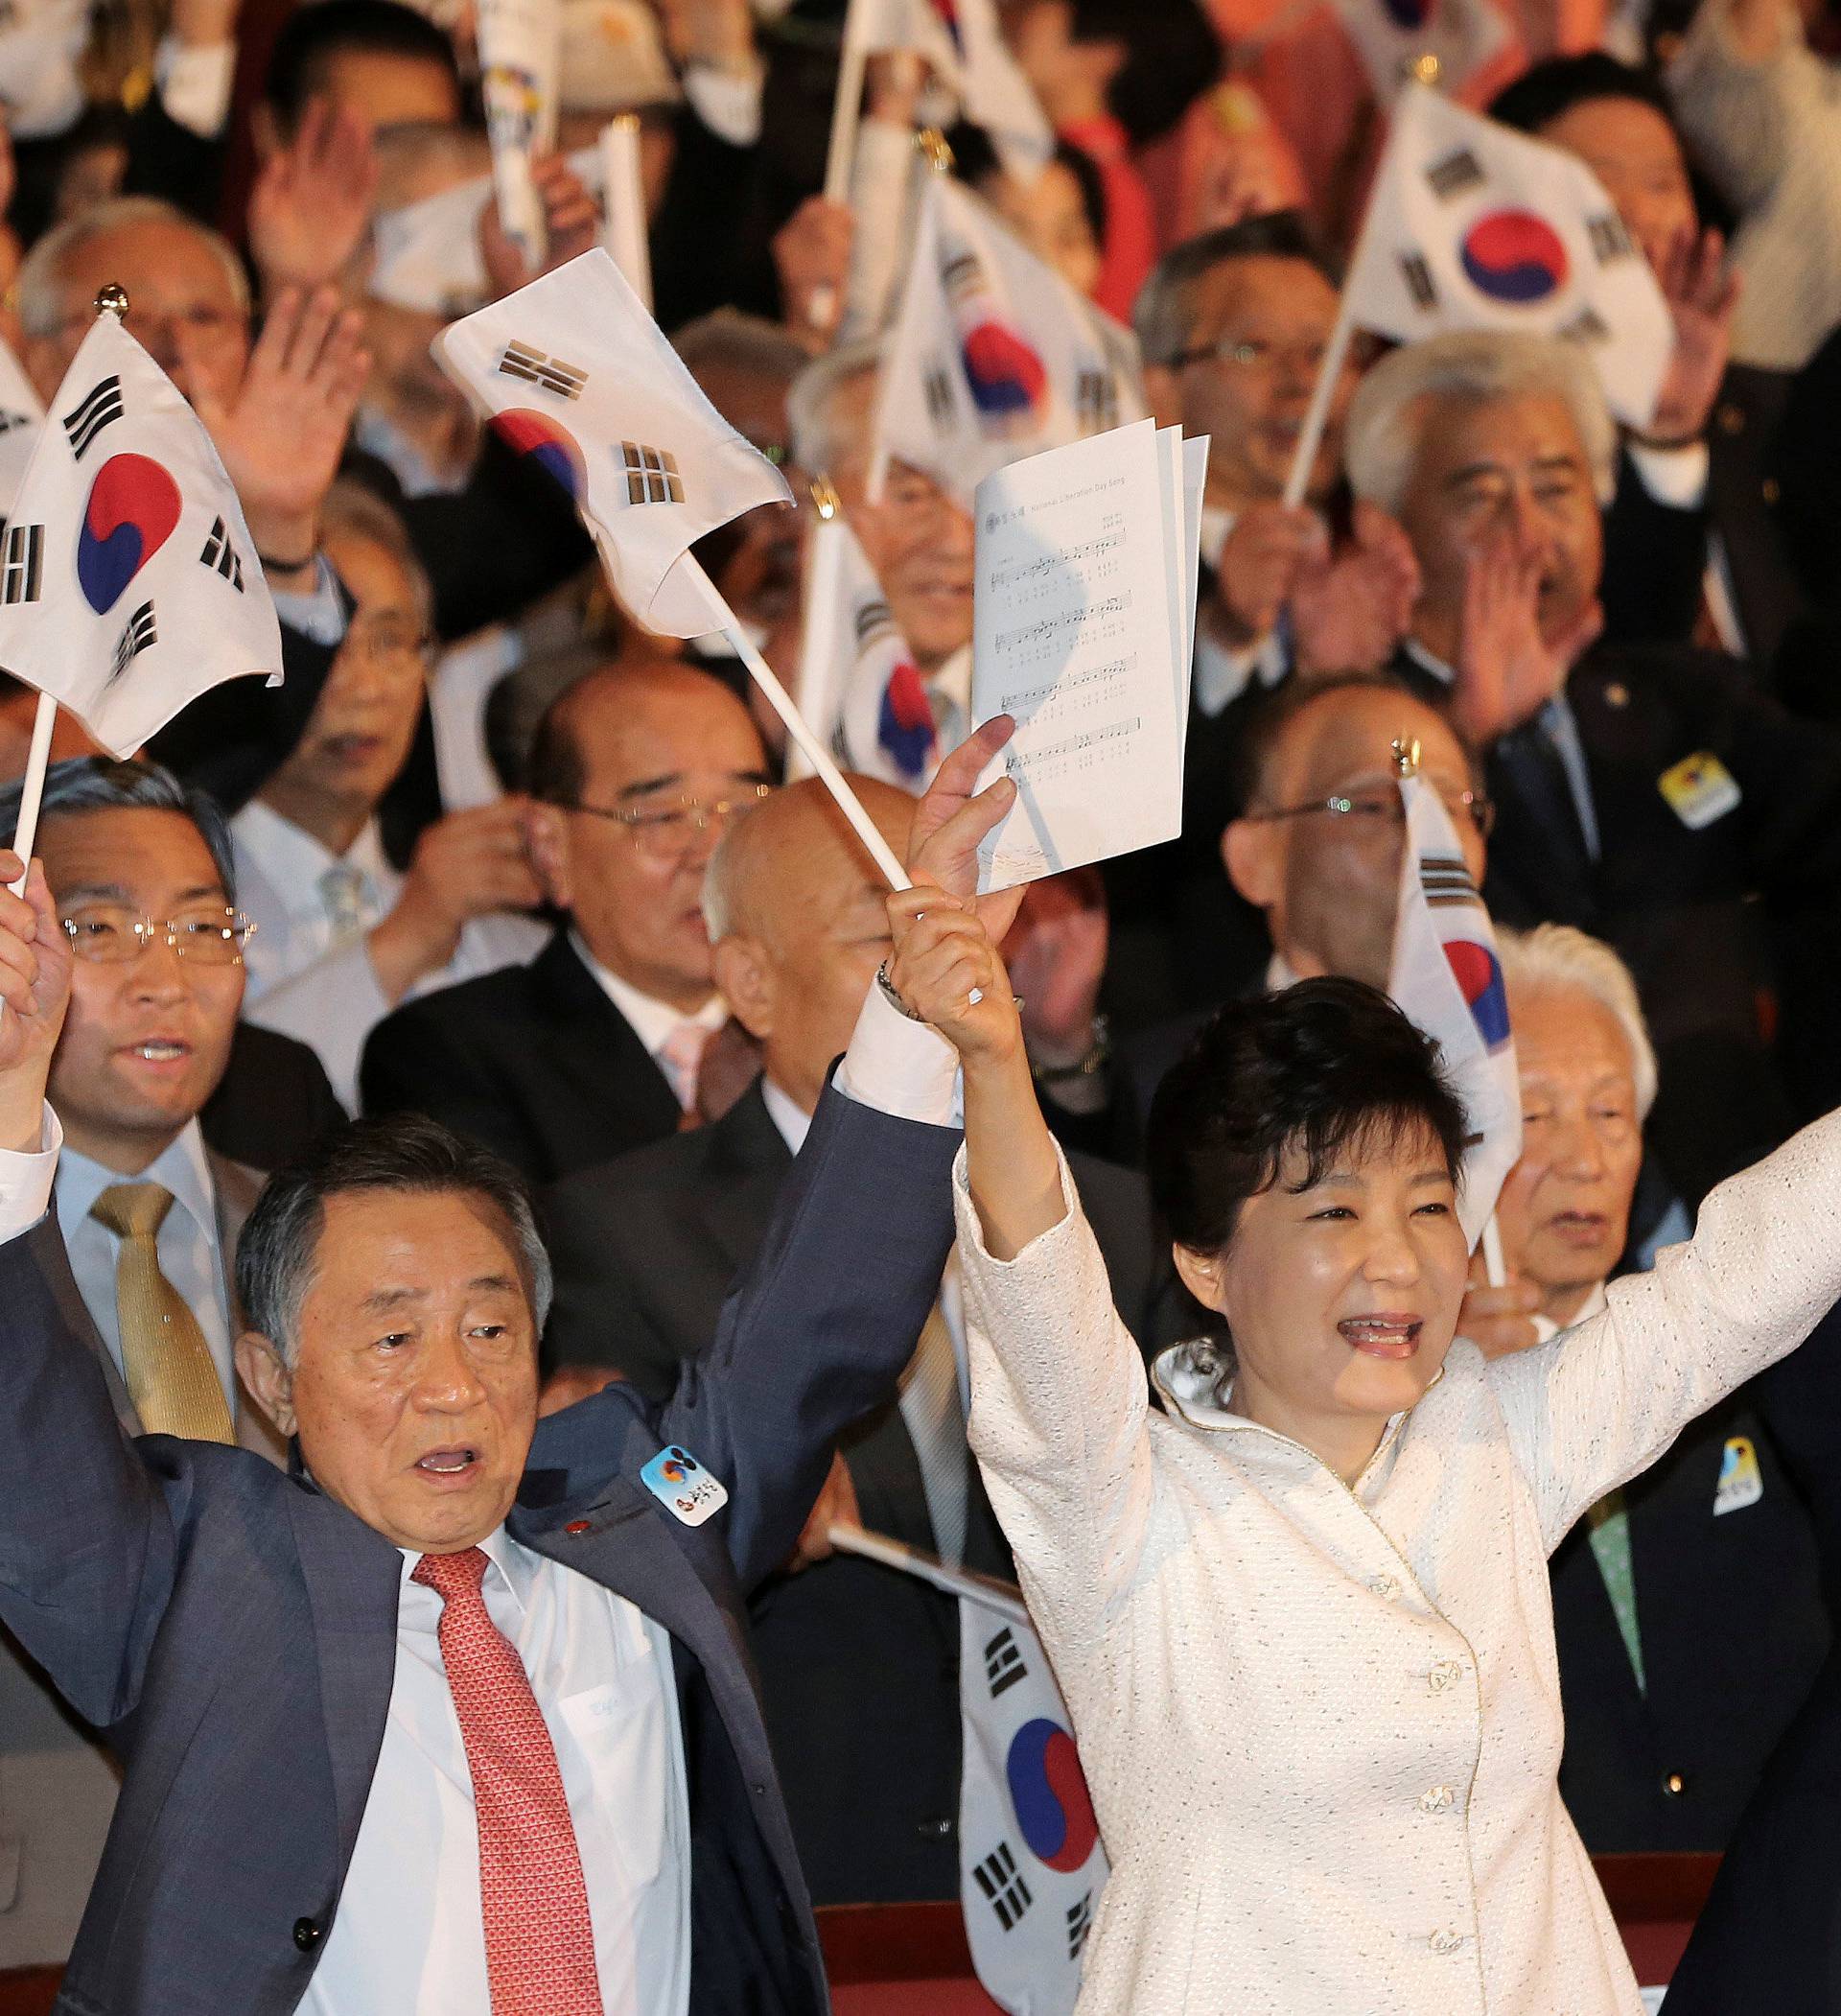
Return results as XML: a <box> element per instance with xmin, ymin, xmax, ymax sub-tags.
<box><xmin>1247</xmin><ymin>788</ymin><xmax>1496</xmax><ymax>839</ymax></box>
<box><xmin>561</xmin><ymin>784</ymin><xmax>774</xmax><ymax>858</ymax></box>
<box><xmin>1164</xmin><ymin>335</ymin><xmax>1330</xmax><ymax>374</ymax></box>
<box><xmin>61</xmin><ymin>904</ymin><xmax>257</xmax><ymax>966</ymax></box>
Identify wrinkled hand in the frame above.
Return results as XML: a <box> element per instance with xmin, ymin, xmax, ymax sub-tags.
<box><xmin>785</xmin><ymin>1451</ymin><xmax>861</xmax><ymax>1572</ymax></box>
<box><xmin>1641</xmin><ymin>226</ymin><xmax>1739</xmax><ymax>449</ymax></box>
<box><xmin>654</xmin><ymin>0</ymin><xmax>757</xmax><ymax>70</ymax></box>
<box><xmin>187</xmin><ymin>286</ymin><xmax>368</xmax><ymax>562</ymax></box>
<box><xmin>480</xmin><ymin>154</ymin><xmax>604</xmax><ymax>299</ymax></box>
<box><xmin>0</xmin><ymin>856</ymin><xmax>73</xmax><ymax>1152</ymax></box>
<box><xmin>906</xmin><ymin>715</ymin><xmax>1025</xmax><ymax>940</ymax></box>
<box><xmin>246</xmin><ymin>97</ymin><xmax>379</xmax><ymax>295</ymax></box>
<box><xmin>1457</xmin><ymin>1267</ymin><xmax>1544</xmax><ymax>1359</ymax></box>
<box><xmin>1212</xmin><ymin>503</ymin><xmax>1324</xmax><ymax>645</ymax></box>
<box><xmin>1450</xmin><ymin>535</ymin><xmax>1602</xmax><ymax>746</ymax></box>
<box><xmin>694</xmin><ymin>1016</ymin><xmax>762</xmax><ymax>1125</ymax></box>
<box><xmin>538</xmin><ymin>1363</ymin><xmax>626</xmax><ymax>1416</ymax></box>
<box><xmin>772</xmin><ymin>196</ymin><xmax>852</xmax><ymax>342</ymax></box>
<box><xmin>1005</xmin><ymin>866</ymin><xmax>1107</xmax><ymax>1067</ymax></box>
<box><xmin>1293</xmin><ymin>501</ymin><xmax>1421</xmax><ymax>676</ymax></box>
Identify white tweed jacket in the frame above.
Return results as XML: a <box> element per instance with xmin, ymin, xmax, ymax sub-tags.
<box><xmin>954</xmin><ymin>1108</ymin><xmax>1841</xmax><ymax>2016</ymax></box>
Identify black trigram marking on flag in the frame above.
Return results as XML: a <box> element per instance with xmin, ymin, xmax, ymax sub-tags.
<box><xmin>942</xmin><ymin>248</ymin><xmax>985</xmax><ymax>307</ymax></box>
<box><xmin>110</xmin><ymin>600</ymin><xmax>157</xmax><ymax>682</ymax></box>
<box><xmin>1075</xmin><ymin>367</ymin><xmax>1118</xmax><ymax>434</ymax></box>
<box><xmin>198</xmin><ymin>516</ymin><xmax>245</xmax><ymax>592</ymax></box>
<box><xmin>496</xmin><ymin>340</ymin><xmax>587</xmax><ymax>400</ymax></box>
<box><xmin>1400</xmin><ymin>252</ymin><xmax>1438</xmax><ymax>312</ymax></box>
<box><xmin>973</xmin><ymin>1843</ymin><xmax>1034</xmax><ymax>1931</ymax></box>
<box><xmin>985</xmin><ymin>1626</ymin><xmax>1028</xmax><ymax>1699</ymax></box>
<box><xmin>923</xmin><ymin>366</ymin><xmax>956</xmax><ymax>430</ymax></box>
<box><xmin>1426</xmin><ymin>147</ymin><xmax>1485</xmax><ymax>200</ymax></box>
<box><xmin>853</xmin><ymin>596</ymin><xmax>897</xmax><ymax>651</ymax></box>
<box><xmin>1556</xmin><ymin>305</ymin><xmax>1611</xmax><ymax>346</ymax></box>
<box><xmin>1420</xmin><ymin>851</ymin><xmax>1481</xmax><ymax>909</ymax></box>
<box><xmin>618</xmin><ymin>441</ymin><xmax>685</xmax><ymax>505</ymax></box>
<box><xmin>0</xmin><ymin>408</ymin><xmax>32</xmax><ymax>435</ymax></box>
<box><xmin>63</xmin><ymin>376</ymin><xmax>124</xmax><ymax>458</ymax></box>
<box><xmin>0</xmin><ymin>522</ymin><xmax>42</xmax><ymax>605</ymax></box>
<box><xmin>1586</xmin><ymin>212</ymin><xmax>1634</xmax><ymax>265</ymax></box>
<box><xmin>1066</xmin><ymin>1891</ymin><xmax>1095</xmax><ymax>1960</ymax></box>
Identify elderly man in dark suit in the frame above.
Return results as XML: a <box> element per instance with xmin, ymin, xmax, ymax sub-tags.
<box><xmin>542</xmin><ymin>775</ymin><xmax>1193</xmax><ymax>1905</ymax></box>
<box><xmin>0</xmin><ymin>729</ymin><xmax>1011</xmax><ymax>2016</ymax></box>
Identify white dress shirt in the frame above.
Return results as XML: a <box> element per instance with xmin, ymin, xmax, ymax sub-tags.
<box><xmin>571</xmin><ymin>931</ymin><xmax>729</xmax><ymax>1092</ymax></box>
<box><xmin>0</xmin><ymin>982</ymin><xmax>961</xmax><ymax>2016</ymax></box>
<box><xmin>232</xmin><ymin>800</ymin><xmax>547</xmax><ymax>1111</ymax></box>
<box><xmin>303</xmin><ymin>1529</ymin><xmax>691</xmax><ymax>2016</ymax></box>
<box><xmin>1194</xmin><ymin>504</ymin><xmax>1291</xmax><ymax>718</ymax></box>
<box><xmin>53</xmin><ymin>1119</ymin><xmax>233</xmax><ymax>1410</ymax></box>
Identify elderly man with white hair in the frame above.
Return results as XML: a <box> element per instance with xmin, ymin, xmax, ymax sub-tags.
<box><xmin>1457</xmin><ymin>923</ymin><xmax>1830</xmax><ymax>1861</ymax></box>
<box><xmin>1345</xmin><ymin>326</ymin><xmax>1841</xmax><ymax>1207</ymax></box>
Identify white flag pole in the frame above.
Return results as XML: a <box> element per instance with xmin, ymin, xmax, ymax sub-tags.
<box><xmin>864</xmin><ymin>128</ymin><xmax>952</xmax><ymax>504</ymax></box>
<box><xmin>828</xmin><ymin>1521</ymin><xmax>1031</xmax><ymax>1625</ymax></box>
<box><xmin>824</xmin><ymin>0</ymin><xmax>872</xmax><ymax>204</ymax></box>
<box><xmin>680</xmin><ymin>552</ymin><xmax>912</xmax><ymax>891</ymax></box>
<box><xmin>7</xmin><ymin>692</ymin><xmax>58</xmax><ymax>898</ymax></box>
<box><xmin>600</xmin><ymin>115</ymin><xmax>653</xmax><ymax>314</ymax></box>
<box><xmin>1279</xmin><ymin>297</ymin><xmax>1357</xmax><ymax>509</ymax></box>
<box><xmin>786</xmin><ymin>477</ymin><xmax>849</xmax><ymax>784</ymax></box>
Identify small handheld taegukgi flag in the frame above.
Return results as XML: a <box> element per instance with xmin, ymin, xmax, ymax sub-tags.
<box><xmin>846</xmin><ymin>0</ymin><xmax>1053</xmax><ymax>180</ymax></box>
<box><xmin>433</xmin><ymin>248</ymin><xmax>794</xmax><ymax>637</ymax></box>
<box><xmin>874</xmin><ymin>171</ymin><xmax>1147</xmax><ymax>506</ymax></box>
<box><xmin>0</xmin><ymin>308</ymin><xmax>281</xmax><ymax>758</ymax></box>
<box><xmin>1341</xmin><ymin>79</ymin><xmax>1673</xmax><ymax>428</ymax></box>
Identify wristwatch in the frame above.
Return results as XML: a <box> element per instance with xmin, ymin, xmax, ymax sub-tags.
<box><xmin>875</xmin><ymin>958</ymin><xmax>925</xmax><ymax>1022</ymax></box>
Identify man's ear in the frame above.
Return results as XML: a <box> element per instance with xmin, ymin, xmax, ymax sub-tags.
<box><xmin>525</xmin><ymin>804</ymin><xmax>572</xmax><ymax>911</ymax></box>
<box><xmin>711</xmin><ymin>933</ymin><xmax>776</xmax><ymax>1043</ymax></box>
<box><xmin>1223</xmin><ymin>816</ymin><xmax>1280</xmax><ymax>908</ymax></box>
<box><xmin>236</xmin><ymin>1332</ymin><xmax>297</xmax><ymax>1440</ymax></box>
<box><xmin>1172</xmin><ymin>1242</ymin><xmax>1227</xmax><ymax>1315</ymax></box>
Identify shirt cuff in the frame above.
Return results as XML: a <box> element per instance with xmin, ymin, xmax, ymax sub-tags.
<box><xmin>0</xmin><ymin>1104</ymin><xmax>62</xmax><ymax>1240</ymax></box>
<box><xmin>153</xmin><ymin>35</ymin><xmax>237</xmax><ymax>138</ymax></box>
<box><xmin>683</xmin><ymin>61</ymin><xmax>764</xmax><ymax>149</ymax></box>
<box><xmin>273</xmin><ymin>556</ymin><xmax>349</xmax><ymax>648</ymax></box>
<box><xmin>1629</xmin><ymin>438</ymin><xmax>1711</xmax><ymax>509</ymax></box>
<box><xmin>1192</xmin><ymin>625</ymin><xmax>1285</xmax><ymax>718</ymax></box>
<box><xmin>833</xmin><ymin>979</ymin><xmax>959</xmax><ymax>1129</ymax></box>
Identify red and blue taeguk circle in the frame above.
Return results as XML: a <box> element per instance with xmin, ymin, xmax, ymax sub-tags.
<box><xmin>1459</xmin><ymin>210</ymin><xmax>1569</xmax><ymax>305</ymax></box>
<box><xmin>961</xmin><ymin>321</ymin><xmax>1048</xmax><ymax>419</ymax></box>
<box><xmin>1006</xmin><ymin>1718</ymin><xmax>1100</xmax><ymax>1873</ymax></box>
<box><xmin>878</xmin><ymin>661</ymin><xmax>936</xmax><ymax>781</ymax></box>
<box><xmin>77</xmin><ymin>453</ymin><xmax>182</xmax><ymax>615</ymax></box>
<box><xmin>491</xmin><ymin>408</ymin><xmax>589</xmax><ymax>500</ymax></box>
<box><xmin>1445</xmin><ymin>939</ymin><xmax>1512</xmax><ymax>1049</ymax></box>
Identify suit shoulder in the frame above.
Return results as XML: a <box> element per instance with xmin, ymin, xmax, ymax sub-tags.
<box><xmin>543</xmin><ymin>1126</ymin><xmax>711</xmax><ymax>1223</ymax></box>
<box><xmin>369</xmin><ymin>959</ymin><xmax>542</xmax><ymax>1049</ymax></box>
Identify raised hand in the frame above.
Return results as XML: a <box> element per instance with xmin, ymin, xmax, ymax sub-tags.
<box><xmin>1212</xmin><ymin>502</ymin><xmax>1324</xmax><ymax>646</ymax></box>
<box><xmin>1450</xmin><ymin>534</ymin><xmax>1602</xmax><ymax>747</ymax></box>
<box><xmin>368</xmin><ymin>797</ymin><xmax>547</xmax><ymax>1002</ymax></box>
<box><xmin>246</xmin><ymin>97</ymin><xmax>380</xmax><ymax>297</ymax></box>
<box><xmin>772</xmin><ymin>196</ymin><xmax>852</xmax><ymax>344</ymax></box>
<box><xmin>906</xmin><ymin>715</ymin><xmax>1024</xmax><ymax>938</ymax></box>
<box><xmin>1641</xmin><ymin>225</ymin><xmax>1739</xmax><ymax>449</ymax></box>
<box><xmin>0</xmin><ymin>856</ymin><xmax>73</xmax><ymax>1152</ymax></box>
<box><xmin>185</xmin><ymin>286</ymin><xmax>368</xmax><ymax>575</ymax></box>
<box><xmin>1293</xmin><ymin>501</ymin><xmax>1421</xmax><ymax>676</ymax></box>
<box><xmin>1005</xmin><ymin>866</ymin><xmax>1107</xmax><ymax>1067</ymax></box>
<box><xmin>479</xmin><ymin>154</ymin><xmax>604</xmax><ymax>300</ymax></box>
<box><xmin>1457</xmin><ymin>1261</ymin><xmax>1544</xmax><ymax>1359</ymax></box>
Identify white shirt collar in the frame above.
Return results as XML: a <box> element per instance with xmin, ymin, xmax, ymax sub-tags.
<box><xmin>1531</xmin><ymin>1278</ymin><xmax>1610</xmax><ymax>1344</ymax></box>
<box><xmin>758</xmin><ymin>1076</ymin><xmax>811</xmax><ymax>1155</ymax></box>
<box><xmin>567</xmin><ymin>929</ymin><xmax>724</xmax><ymax>1060</ymax></box>
<box><xmin>400</xmin><ymin>1524</ymin><xmax>538</xmax><ymax>1615</ymax></box>
<box><xmin>232</xmin><ymin>800</ymin><xmax>393</xmax><ymax>923</ymax></box>
<box><xmin>56</xmin><ymin>1116</ymin><xmax>219</xmax><ymax>1248</ymax></box>
<box><xmin>1265</xmin><ymin>950</ymin><xmax>1300</xmax><ymax>991</ymax></box>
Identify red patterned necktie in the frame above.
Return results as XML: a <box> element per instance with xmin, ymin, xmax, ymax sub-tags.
<box><xmin>411</xmin><ymin>1546</ymin><xmax>607</xmax><ymax>2015</ymax></box>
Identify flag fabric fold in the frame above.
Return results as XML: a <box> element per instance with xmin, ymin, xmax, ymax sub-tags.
<box><xmin>0</xmin><ymin>340</ymin><xmax>46</xmax><ymax>523</ymax></box>
<box><xmin>874</xmin><ymin>172</ymin><xmax>1147</xmax><ymax>504</ymax></box>
<box><xmin>433</xmin><ymin>248</ymin><xmax>794</xmax><ymax>637</ymax></box>
<box><xmin>1342</xmin><ymin>80</ymin><xmax>1673</xmax><ymax>428</ymax></box>
<box><xmin>1387</xmin><ymin>770</ymin><xmax>1523</xmax><ymax>1246</ymax></box>
<box><xmin>0</xmin><ymin>314</ymin><xmax>281</xmax><ymax>758</ymax></box>
<box><xmin>849</xmin><ymin>0</ymin><xmax>1053</xmax><ymax>181</ymax></box>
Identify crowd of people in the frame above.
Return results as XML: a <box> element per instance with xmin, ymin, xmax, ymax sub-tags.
<box><xmin>6</xmin><ymin>0</ymin><xmax>1841</xmax><ymax>2007</ymax></box>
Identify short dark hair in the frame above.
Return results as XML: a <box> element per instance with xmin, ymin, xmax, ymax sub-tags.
<box><xmin>263</xmin><ymin>0</ymin><xmax>462</xmax><ymax>123</ymax></box>
<box><xmin>0</xmin><ymin>755</ymin><xmax>238</xmax><ymax>902</ymax></box>
<box><xmin>1061</xmin><ymin>0</ymin><xmax>1223</xmax><ymax>147</ymax></box>
<box><xmin>1230</xmin><ymin>669</ymin><xmax>1477</xmax><ymax>811</ymax></box>
<box><xmin>1147</xmin><ymin>977</ymin><xmax>1469</xmax><ymax>1257</ymax></box>
<box><xmin>1487</xmin><ymin>52</ymin><xmax>1676</xmax><ymax>136</ymax></box>
<box><xmin>236</xmin><ymin>1113</ymin><xmax>553</xmax><ymax>1360</ymax></box>
<box><xmin>524</xmin><ymin>686</ymin><xmax>589</xmax><ymax>806</ymax></box>
<box><xmin>1134</xmin><ymin>212</ymin><xmax>1340</xmax><ymax>366</ymax></box>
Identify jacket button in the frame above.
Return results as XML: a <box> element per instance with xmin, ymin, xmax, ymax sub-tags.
<box><xmin>293</xmin><ymin>1918</ymin><xmax>322</xmax><ymax>1952</ymax></box>
<box><xmin>1717</xmin><ymin>402</ymin><xmax>1744</xmax><ymax>434</ymax></box>
<box><xmin>1762</xmin><ymin>477</ymin><xmax>1782</xmax><ymax>505</ymax></box>
<box><xmin>1662</xmin><ymin>1771</ymin><xmax>1688</xmax><ymax>1796</ymax></box>
<box><xmin>1427</xmin><ymin>1659</ymin><xmax>1464</xmax><ymax>1694</ymax></box>
<box><xmin>1430</xmin><ymin>1929</ymin><xmax>1467</xmax><ymax>1956</ymax></box>
<box><xmin>1367</xmin><ymin>1575</ymin><xmax>1399</xmax><ymax>1600</ymax></box>
<box><xmin>1417</xmin><ymin>1785</ymin><xmax>1456</xmax><ymax>1814</ymax></box>
<box><xmin>565</xmin><ymin>1520</ymin><xmax>593</xmax><ymax>1535</ymax></box>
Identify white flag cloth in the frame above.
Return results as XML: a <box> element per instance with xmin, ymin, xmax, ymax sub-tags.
<box><xmin>797</xmin><ymin>512</ymin><xmax>940</xmax><ymax>791</ymax></box>
<box><xmin>0</xmin><ymin>339</ymin><xmax>47</xmax><ymax>522</ymax></box>
<box><xmin>874</xmin><ymin>173</ymin><xmax>1147</xmax><ymax>505</ymax></box>
<box><xmin>1387</xmin><ymin>771</ymin><xmax>1523</xmax><ymax>1246</ymax></box>
<box><xmin>433</xmin><ymin>248</ymin><xmax>793</xmax><ymax>636</ymax></box>
<box><xmin>1330</xmin><ymin>0</ymin><xmax>1514</xmax><ymax>107</ymax></box>
<box><xmin>848</xmin><ymin>0</ymin><xmax>1052</xmax><ymax>180</ymax></box>
<box><xmin>0</xmin><ymin>315</ymin><xmax>281</xmax><ymax>758</ymax></box>
<box><xmin>478</xmin><ymin>0</ymin><xmax>562</xmax><ymax>262</ymax></box>
<box><xmin>960</xmin><ymin>1597</ymin><xmax>1107</xmax><ymax>2015</ymax></box>
<box><xmin>1342</xmin><ymin>81</ymin><xmax>1673</xmax><ymax>428</ymax></box>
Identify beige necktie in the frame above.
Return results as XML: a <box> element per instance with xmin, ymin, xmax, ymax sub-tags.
<box><xmin>90</xmin><ymin>1182</ymin><xmax>234</xmax><ymax>1443</ymax></box>
<box><xmin>900</xmin><ymin>1302</ymin><xmax>970</xmax><ymax>1565</ymax></box>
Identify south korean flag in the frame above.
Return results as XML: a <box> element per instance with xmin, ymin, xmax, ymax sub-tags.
<box><xmin>0</xmin><ymin>337</ymin><xmax>45</xmax><ymax>523</ymax></box>
<box><xmin>0</xmin><ymin>310</ymin><xmax>281</xmax><ymax>757</ymax></box>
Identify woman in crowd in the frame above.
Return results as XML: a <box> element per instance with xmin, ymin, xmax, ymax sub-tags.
<box><xmin>881</xmin><ymin>883</ymin><xmax>1841</xmax><ymax>2013</ymax></box>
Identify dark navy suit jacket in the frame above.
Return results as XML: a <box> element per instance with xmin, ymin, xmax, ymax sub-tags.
<box><xmin>0</xmin><ymin>1083</ymin><xmax>959</xmax><ymax>2016</ymax></box>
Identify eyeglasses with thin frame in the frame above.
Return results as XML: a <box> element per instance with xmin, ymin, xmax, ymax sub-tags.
<box><xmin>560</xmin><ymin>784</ymin><xmax>774</xmax><ymax>858</ymax></box>
<box><xmin>1246</xmin><ymin>787</ymin><xmax>1496</xmax><ymax>839</ymax></box>
<box><xmin>340</xmin><ymin>612</ymin><xmax>435</xmax><ymax>675</ymax></box>
<box><xmin>61</xmin><ymin>904</ymin><xmax>257</xmax><ymax>966</ymax></box>
<box><xmin>1164</xmin><ymin>335</ymin><xmax>1331</xmax><ymax>374</ymax></box>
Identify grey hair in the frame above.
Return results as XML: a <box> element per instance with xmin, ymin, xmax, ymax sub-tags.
<box><xmin>321</xmin><ymin>478</ymin><xmax>434</xmax><ymax>633</ymax></box>
<box><xmin>235</xmin><ymin>1114</ymin><xmax>554</xmax><ymax>1365</ymax></box>
<box><xmin>1343</xmin><ymin>330</ymin><xmax>1619</xmax><ymax>512</ymax></box>
<box><xmin>674</xmin><ymin>308</ymin><xmax>812</xmax><ymax>390</ymax></box>
<box><xmin>1132</xmin><ymin>211</ymin><xmax>1340</xmax><ymax>368</ymax></box>
<box><xmin>1497</xmin><ymin>922</ymin><xmax>1659</xmax><ymax>1119</ymax></box>
<box><xmin>16</xmin><ymin>196</ymin><xmax>251</xmax><ymax>340</ymax></box>
<box><xmin>0</xmin><ymin>756</ymin><xmax>236</xmax><ymax>903</ymax></box>
<box><xmin>699</xmin><ymin>787</ymin><xmax>775</xmax><ymax>942</ymax></box>
<box><xmin>786</xmin><ymin>340</ymin><xmax>882</xmax><ymax>477</ymax></box>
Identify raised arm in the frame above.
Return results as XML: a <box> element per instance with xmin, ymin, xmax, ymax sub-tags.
<box><xmin>0</xmin><ymin>853</ymin><xmax>175</xmax><ymax>1726</ymax></box>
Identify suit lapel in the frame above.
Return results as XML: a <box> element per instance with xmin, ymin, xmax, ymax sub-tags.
<box><xmin>532</xmin><ymin>932</ymin><xmax>684</xmax><ymax>1139</ymax></box>
<box><xmin>697</xmin><ymin>1089</ymin><xmax>794</xmax><ymax>1278</ymax></box>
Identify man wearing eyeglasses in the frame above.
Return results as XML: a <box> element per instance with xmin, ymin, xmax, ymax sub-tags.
<box><xmin>361</xmin><ymin>658</ymin><xmax>773</xmax><ymax>1185</ymax></box>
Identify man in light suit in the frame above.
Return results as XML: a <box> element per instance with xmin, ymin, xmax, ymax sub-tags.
<box><xmin>0</xmin><ymin>728</ymin><xmax>1006</xmax><ymax>2015</ymax></box>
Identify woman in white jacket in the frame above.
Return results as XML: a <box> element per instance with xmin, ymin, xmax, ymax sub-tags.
<box><xmin>882</xmin><ymin>881</ymin><xmax>1841</xmax><ymax>2016</ymax></box>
